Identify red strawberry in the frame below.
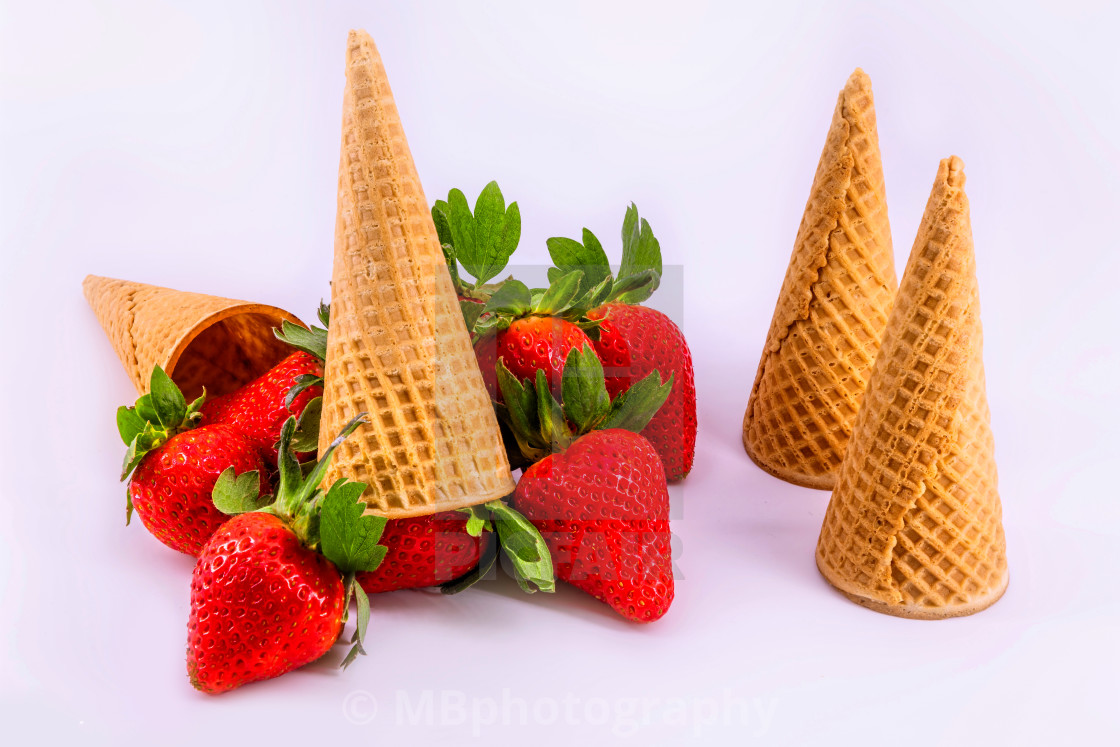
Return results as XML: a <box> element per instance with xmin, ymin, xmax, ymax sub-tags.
<box><xmin>474</xmin><ymin>316</ymin><xmax>594</xmax><ymax>403</ymax></box>
<box><xmin>512</xmin><ymin>429</ymin><xmax>673</xmax><ymax>623</ymax></box>
<box><xmin>200</xmin><ymin>351</ymin><xmax>322</xmax><ymax>462</ymax></box>
<box><xmin>188</xmin><ymin>512</ymin><xmax>344</xmax><ymax>694</ymax></box>
<box><xmin>588</xmin><ymin>303</ymin><xmax>696</xmax><ymax>481</ymax></box>
<box><xmin>118</xmin><ymin>366</ymin><xmax>267</xmax><ymax>556</ymax></box>
<box><xmin>496</xmin><ymin>346</ymin><xmax>675</xmax><ymax>622</ymax></box>
<box><xmin>129</xmin><ymin>424</ymin><xmax>266</xmax><ymax>556</ymax></box>
<box><xmin>357</xmin><ymin>511</ymin><xmax>493</xmax><ymax>593</ymax></box>
<box><xmin>187</xmin><ymin>414</ymin><xmax>386</xmax><ymax>694</ymax></box>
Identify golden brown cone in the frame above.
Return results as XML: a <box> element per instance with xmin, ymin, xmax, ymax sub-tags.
<box><xmin>317</xmin><ymin>30</ymin><xmax>515</xmax><ymax>518</ymax></box>
<box><xmin>82</xmin><ymin>275</ymin><xmax>301</xmax><ymax>400</ymax></box>
<box><xmin>743</xmin><ymin>69</ymin><xmax>897</xmax><ymax>489</ymax></box>
<box><xmin>816</xmin><ymin>157</ymin><xmax>1008</xmax><ymax>619</ymax></box>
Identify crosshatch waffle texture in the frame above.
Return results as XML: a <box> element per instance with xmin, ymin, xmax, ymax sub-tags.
<box><xmin>317</xmin><ymin>30</ymin><xmax>515</xmax><ymax>518</ymax></box>
<box><xmin>816</xmin><ymin>156</ymin><xmax>1008</xmax><ymax>619</ymax></box>
<box><xmin>82</xmin><ymin>275</ymin><xmax>301</xmax><ymax>400</ymax></box>
<box><xmin>742</xmin><ymin>69</ymin><xmax>897</xmax><ymax>490</ymax></box>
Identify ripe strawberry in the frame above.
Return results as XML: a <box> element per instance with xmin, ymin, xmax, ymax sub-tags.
<box><xmin>588</xmin><ymin>303</ymin><xmax>696</xmax><ymax>481</ymax></box>
<box><xmin>200</xmin><ymin>351</ymin><xmax>323</xmax><ymax>462</ymax></box>
<box><xmin>512</xmin><ymin>429</ymin><xmax>673</xmax><ymax>623</ymax></box>
<box><xmin>357</xmin><ymin>511</ymin><xmax>493</xmax><ymax>593</ymax></box>
<box><xmin>130</xmin><ymin>424</ymin><xmax>266</xmax><ymax>556</ymax></box>
<box><xmin>475</xmin><ymin>316</ymin><xmax>594</xmax><ymax>402</ymax></box>
<box><xmin>188</xmin><ymin>415</ymin><xmax>386</xmax><ymax>694</ymax></box>
<box><xmin>118</xmin><ymin>366</ymin><xmax>266</xmax><ymax>556</ymax></box>
<box><xmin>188</xmin><ymin>511</ymin><xmax>344</xmax><ymax>693</ymax></box>
<box><xmin>497</xmin><ymin>345</ymin><xmax>675</xmax><ymax>622</ymax></box>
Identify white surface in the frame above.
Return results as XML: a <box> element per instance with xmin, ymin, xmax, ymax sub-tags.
<box><xmin>2</xmin><ymin>1</ymin><xmax>1117</xmax><ymax>744</ymax></box>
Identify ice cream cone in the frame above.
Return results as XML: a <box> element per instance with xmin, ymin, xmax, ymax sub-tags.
<box><xmin>83</xmin><ymin>275</ymin><xmax>301</xmax><ymax>400</ymax></box>
<box><xmin>317</xmin><ymin>30</ymin><xmax>515</xmax><ymax>518</ymax></box>
<box><xmin>743</xmin><ymin>69</ymin><xmax>897</xmax><ymax>490</ymax></box>
<box><xmin>815</xmin><ymin>157</ymin><xmax>1007</xmax><ymax>619</ymax></box>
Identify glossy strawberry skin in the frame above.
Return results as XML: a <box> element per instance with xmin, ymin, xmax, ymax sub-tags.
<box><xmin>587</xmin><ymin>304</ymin><xmax>696</xmax><ymax>481</ymax></box>
<box><xmin>200</xmin><ymin>351</ymin><xmax>323</xmax><ymax>463</ymax></box>
<box><xmin>474</xmin><ymin>317</ymin><xmax>595</xmax><ymax>402</ymax></box>
<box><xmin>187</xmin><ymin>513</ymin><xmax>345</xmax><ymax>695</ymax></box>
<box><xmin>357</xmin><ymin>511</ymin><xmax>492</xmax><ymax>593</ymax></box>
<box><xmin>511</xmin><ymin>429</ymin><xmax>673</xmax><ymax>623</ymax></box>
<box><xmin>128</xmin><ymin>424</ymin><xmax>265</xmax><ymax>556</ymax></box>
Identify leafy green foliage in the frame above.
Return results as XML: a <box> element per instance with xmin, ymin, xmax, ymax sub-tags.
<box><xmin>117</xmin><ymin>365</ymin><xmax>206</xmax><ymax>482</ymax></box>
<box><xmin>274</xmin><ymin>315</ymin><xmax>329</xmax><ymax>362</ymax></box>
<box><xmin>285</xmin><ymin>374</ymin><xmax>324</xmax><ymax>409</ymax></box>
<box><xmin>532</xmin><ymin>270</ymin><xmax>583</xmax><ymax>316</ymax></box>
<box><xmin>620</xmin><ymin>203</ymin><xmax>662</xmax><ymax>284</ymax></box>
<box><xmin>212</xmin><ymin>468</ymin><xmax>270</xmax><ymax>515</ymax></box>
<box><xmin>288</xmin><ymin>396</ymin><xmax>322</xmax><ymax>454</ymax></box>
<box><xmin>546</xmin><ymin>228</ymin><xmax>611</xmax><ymax>295</ymax></box>
<box><xmin>444</xmin><ymin>182</ymin><xmax>521</xmax><ymax>287</ymax></box>
<box><xmin>561</xmin><ymin>346</ymin><xmax>611</xmax><ymax>433</ymax></box>
<box><xmin>482</xmin><ymin>279</ymin><xmax>532</xmax><ymax>316</ymax></box>
<box><xmin>319</xmin><ymin>480</ymin><xmax>388</xmax><ymax>575</ymax></box>
<box><xmin>597</xmin><ymin>370</ymin><xmax>674</xmax><ymax>433</ymax></box>
<box><xmin>486</xmin><ymin>500</ymin><xmax>555</xmax><ymax>593</ymax></box>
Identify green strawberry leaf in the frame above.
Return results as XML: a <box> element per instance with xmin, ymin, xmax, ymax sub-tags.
<box><xmin>275</xmin><ymin>319</ymin><xmax>328</xmax><ymax>363</ymax></box>
<box><xmin>120</xmin><ymin>425</ymin><xmax>162</xmax><ymax>481</ymax></box>
<box><xmin>125</xmin><ymin>488</ymin><xmax>133</xmax><ymax>526</ymax></box>
<box><xmin>285</xmin><ymin>374</ymin><xmax>323</xmax><ymax>410</ymax></box>
<box><xmin>149</xmin><ymin>366</ymin><xmax>187</xmax><ymax>428</ymax></box>
<box><xmin>561</xmin><ymin>345</ymin><xmax>611</xmax><ymax>433</ymax></box>
<box><xmin>274</xmin><ymin>417</ymin><xmax>304</xmax><ymax>511</ymax></box>
<box><xmin>599</xmin><ymin>371</ymin><xmax>674</xmax><ymax>433</ymax></box>
<box><xmin>608</xmin><ymin>268</ymin><xmax>660</xmax><ymax>305</ymax></box>
<box><xmin>487</xmin><ymin>500</ymin><xmax>554</xmax><ymax>593</ymax></box>
<box><xmin>212</xmin><ymin>467</ymin><xmax>270</xmax><ymax>515</ymax></box>
<box><xmin>432</xmin><ymin>200</ymin><xmax>454</xmax><ymax>248</ymax></box>
<box><xmin>340</xmin><ymin>580</ymin><xmax>371</xmax><ymax>670</ymax></box>
<box><xmin>133</xmin><ymin>393</ymin><xmax>159</xmax><ymax>425</ymax></box>
<box><xmin>535</xmin><ymin>370</ymin><xmax>571</xmax><ymax>452</ymax></box>
<box><xmin>459</xmin><ymin>299</ymin><xmax>484</xmax><ymax>334</ymax></box>
<box><xmin>317</xmin><ymin>302</ymin><xmax>331</xmax><ymax>329</ymax></box>
<box><xmin>532</xmin><ymin>270</ymin><xmax>583</xmax><ymax>316</ymax></box>
<box><xmin>447</xmin><ymin>182</ymin><xmax>521</xmax><ymax>287</ymax></box>
<box><xmin>458</xmin><ymin>504</ymin><xmax>493</xmax><ymax>537</ymax></box>
<box><xmin>496</xmin><ymin>361</ymin><xmax>538</xmax><ymax>443</ymax></box>
<box><xmin>319</xmin><ymin>480</ymin><xmax>388</xmax><ymax>575</ymax></box>
<box><xmin>546</xmin><ymin>228</ymin><xmax>611</xmax><ymax>294</ymax></box>
<box><xmin>289</xmin><ymin>396</ymin><xmax>323</xmax><ymax>454</ymax></box>
<box><xmin>440</xmin><ymin>534</ymin><xmax>499</xmax><ymax>595</ymax></box>
<box><xmin>482</xmin><ymin>279</ymin><xmax>531</xmax><ymax>317</ymax></box>
<box><xmin>619</xmin><ymin>204</ymin><xmax>663</xmax><ymax>285</ymax></box>
<box><xmin>116</xmin><ymin>405</ymin><xmax>146</xmax><ymax>446</ymax></box>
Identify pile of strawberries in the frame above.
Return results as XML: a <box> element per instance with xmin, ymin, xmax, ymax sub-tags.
<box><xmin>115</xmin><ymin>183</ymin><xmax>696</xmax><ymax>694</ymax></box>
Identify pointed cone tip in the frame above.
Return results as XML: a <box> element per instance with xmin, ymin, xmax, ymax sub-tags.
<box><xmin>844</xmin><ymin>68</ymin><xmax>872</xmax><ymax>95</ymax></box>
<box><xmin>943</xmin><ymin>155</ymin><xmax>967</xmax><ymax>188</ymax></box>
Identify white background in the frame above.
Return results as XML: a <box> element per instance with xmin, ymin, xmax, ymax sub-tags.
<box><xmin>2</xmin><ymin>1</ymin><xmax>1117</xmax><ymax>744</ymax></box>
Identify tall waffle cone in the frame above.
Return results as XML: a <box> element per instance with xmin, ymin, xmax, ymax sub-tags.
<box><xmin>317</xmin><ymin>30</ymin><xmax>515</xmax><ymax>518</ymax></box>
<box><xmin>83</xmin><ymin>275</ymin><xmax>301</xmax><ymax>400</ymax></box>
<box><xmin>816</xmin><ymin>157</ymin><xmax>1007</xmax><ymax>619</ymax></box>
<box><xmin>743</xmin><ymin>69</ymin><xmax>897</xmax><ymax>489</ymax></box>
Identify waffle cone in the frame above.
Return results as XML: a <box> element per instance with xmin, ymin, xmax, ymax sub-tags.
<box><xmin>743</xmin><ymin>69</ymin><xmax>897</xmax><ymax>489</ymax></box>
<box><xmin>83</xmin><ymin>275</ymin><xmax>301</xmax><ymax>400</ymax></box>
<box><xmin>816</xmin><ymin>157</ymin><xmax>1008</xmax><ymax>619</ymax></box>
<box><xmin>317</xmin><ymin>30</ymin><xmax>515</xmax><ymax>518</ymax></box>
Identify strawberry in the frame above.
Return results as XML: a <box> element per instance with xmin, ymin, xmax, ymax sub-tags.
<box><xmin>474</xmin><ymin>316</ymin><xmax>594</xmax><ymax>403</ymax></box>
<box><xmin>546</xmin><ymin>203</ymin><xmax>695</xmax><ymax>480</ymax></box>
<box><xmin>200</xmin><ymin>350</ymin><xmax>323</xmax><ymax>463</ymax></box>
<box><xmin>497</xmin><ymin>345</ymin><xmax>675</xmax><ymax>622</ymax></box>
<box><xmin>188</xmin><ymin>415</ymin><xmax>387</xmax><ymax>694</ymax></box>
<box><xmin>357</xmin><ymin>511</ymin><xmax>492</xmax><ymax>593</ymax></box>
<box><xmin>118</xmin><ymin>366</ymin><xmax>267</xmax><ymax>556</ymax></box>
<box><xmin>588</xmin><ymin>303</ymin><xmax>696</xmax><ymax>480</ymax></box>
<box><xmin>357</xmin><ymin>500</ymin><xmax>554</xmax><ymax>595</ymax></box>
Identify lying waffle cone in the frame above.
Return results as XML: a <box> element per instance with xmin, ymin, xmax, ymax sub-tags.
<box><xmin>743</xmin><ymin>69</ymin><xmax>897</xmax><ymax>489</ymax></box>
<box><xmin>317</xmin><ymin>30</ymin><xmax>515</xmax><ymax>518</ymax></box>
<box><xmin>816</xmin><ymin>157</ymin><xmax>1008</xmax><ymax>619</ymax></box>
<box><xmin>83</xmin><ymin>275</ymin><xmax>301</xmax><ymax>400</ymax></box>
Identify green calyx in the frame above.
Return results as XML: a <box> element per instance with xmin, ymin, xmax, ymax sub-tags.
<box><xmin>118</xmin><ymin>365</ymin><xmax>207</xmax><ymax>488</ymax></box>
<box><xmin>469</xmin><ymin>271</ymin><xmax>606</xmax><ymax>341</ymax></box>
<box><xmin>210</xmin><ymin>412</ymin><xmax>388</xmax><ymax>669</ymax></box>
<box><xmin>441</xmin><ymin>500</ymin><xmax>556</xmax><ymax>596</ymax></box>
<box><xmin>545</xmin><ymin>202</ymin><xmax>663</xmax><ymax>308</ymax></box>
<box><xmin>496</xmin><ymin>344</ymin><xmax>673</xmax><ymax>463</ymax></box>
<box><xmin>275</xmin><ymin>301</ymin><xmax>330</xmax><ymax>362</ymax></box>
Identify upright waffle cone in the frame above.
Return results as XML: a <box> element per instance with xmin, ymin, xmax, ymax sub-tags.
<box><xmin>83</xmin><ymin>275</ymin><xmax>301</xmax><ymax>400</ymax></box>
<box><xmin>317</xmin><ymin>30</ymin><xmax>515</xmax><ymax>518</ymax></box>
<box><xmin>816</xmin><ymin>157</ymin><xmax>1007</xmax><ymax>619</ymax></box>
<box><xmin>743</xmin><ymin>69</ymin><xmax>897</xmax><ymax>489</ymax></box>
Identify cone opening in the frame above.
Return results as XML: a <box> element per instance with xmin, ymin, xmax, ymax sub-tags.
<box><xmin>165</xmin><ymin>306</ymin><xmax>302</xmax><ymax>401</ymax></box>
